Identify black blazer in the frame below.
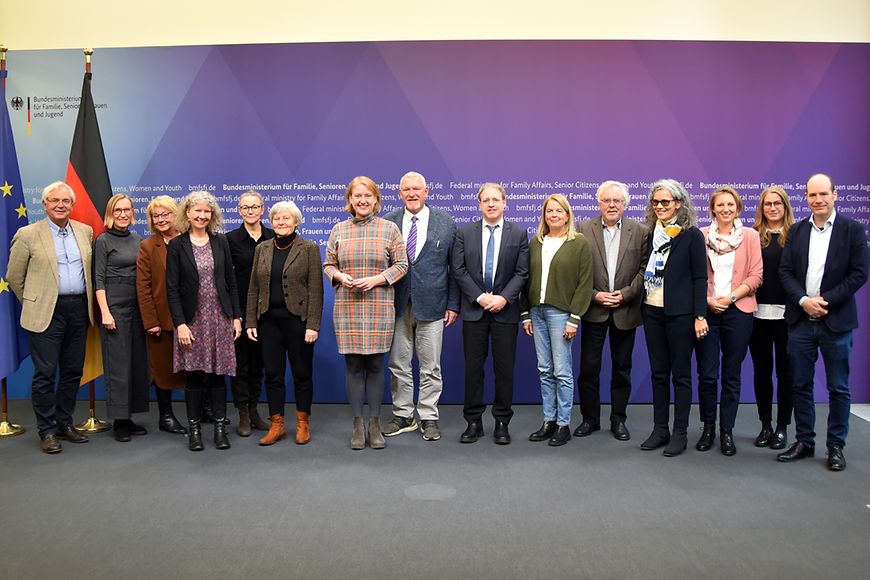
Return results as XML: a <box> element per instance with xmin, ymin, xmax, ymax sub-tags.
<box><xmin>451</xmin><ymin>219</ymin><xmax>530</xmax><ymax>323</ymax></box>
<box><xmin>645</xmin><ymin>226</ymin><xmax>707</xmax><ymax>317</ymax></box>
<box><xmin>166</xmin><ymin>232</ymin><xmax>241</xmax><ymax>327</ymax></box>
<box><xmin>780</xmin><ymin>214</ymin><xmax>869</xmax><ymax>332</ymax></box>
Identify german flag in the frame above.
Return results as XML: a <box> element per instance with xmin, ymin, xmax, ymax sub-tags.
<box><xmin>66</xmin><ymin>70</ymin><xmax>111</xmax><ymax>385</ymax></box>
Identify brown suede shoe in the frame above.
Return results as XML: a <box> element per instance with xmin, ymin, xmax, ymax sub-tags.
<box><xmin>258</xmin><ymin>414</ymin><xmax>286</xmax><ymax>446</ymax></box>
<box><xmin>295</xmin><ymin>411</ymin><xmax>310</xmax><ymax>445</ymax></box>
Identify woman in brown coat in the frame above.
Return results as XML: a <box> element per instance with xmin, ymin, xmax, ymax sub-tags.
<box><xmin>136</xmin><ymin>195</ymin><xmax>187</xmax><ymax>434</ymax></box>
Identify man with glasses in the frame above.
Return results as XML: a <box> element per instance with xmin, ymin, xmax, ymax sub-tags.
<box><xmin>778</xmin><ymin>173</ymin><xmax>868</xmax><ymax>471</ymax></box>
<box><xmin>226</xmin><ymin>190</ymin><xmax>274</xmax><ymax>436</ymax></box>
<box><xmin>7</xmin><ymin>181</ymin><xmax>95</xmax><ymax>453</ymax></box>
<box><xmin>576</xmin><ymin>181</ymin><xmax>649</xmax><ymax>442</ymax></box>
<box><xmin>383</xmin><ymin>171</ymin><xmax>460</xmax><ymax>442</ymax></box>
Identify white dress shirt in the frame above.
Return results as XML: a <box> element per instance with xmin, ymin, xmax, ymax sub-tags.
<box><xmin>402</xmin><ymin>205</ymin><xmax>429</xmax><ymax>261</ymax></box>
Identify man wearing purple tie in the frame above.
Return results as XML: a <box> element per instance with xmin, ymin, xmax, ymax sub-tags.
<box><xmin>383</xmin><ymin>172</ymin><xmax>460</xmax><ymax>442</ymax></box>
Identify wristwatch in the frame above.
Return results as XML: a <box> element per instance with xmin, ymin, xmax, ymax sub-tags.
<box><xmin>696</xmin><ymin>316</ymin><xmax>705</xmax><ymax>321</ymax></box>
<box><xmin>730</xmin><ymin>295</ymin><xmax>737</xmax><ymax>303</ymax></box>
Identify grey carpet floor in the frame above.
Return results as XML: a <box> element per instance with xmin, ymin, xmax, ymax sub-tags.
<box><xmin>2</xmin><ymin>401</ymin><xmax>869</xmax><ymax>580</ymax></box>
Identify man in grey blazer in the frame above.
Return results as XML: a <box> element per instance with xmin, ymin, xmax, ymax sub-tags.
<box><xmin>452</xmin><ymin>182</ymin><xmax>530</xmax><ymax>444</ymax></box>
<box><xmin>7</xmin><ymin>181</ymin><xmax>95</xmax><ymax>454</ymax></box>
<box><xmin>576</xmin><ymin>180</ymin><xmax>649</xmax><ymax>441</ymax></box>
<box><xmin>383</xmin><ymin>172</ymin><xmax>459</xmax><ymax>442</ymax></box>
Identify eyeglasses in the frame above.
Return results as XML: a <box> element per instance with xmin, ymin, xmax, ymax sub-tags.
<box><xmin>152</xmin><ymin>212</ymin><xmax>172</xmax><ymax>221</ymax></box>
<box><xmin>239</xmin><ymin>204</ymin><xmax>263</xmax><ymax>212</ymax></box>
<box><xmin>46</xmin><ymin>197</ymin><xmax>73</xmax><ymax>206</ymax></box>
<box><xmin>762</xmin><ymin>200</ymin><xmax>784</xmax><ymax>208</ymax></box>
<box><xmin>600</xmin><ymin>198</ymin><xmax>625</xmax><ymax>206</ymax></box>
<box><xmin>651</xmin><ymin>199</ymin><xmax>674</xmax><ymax>208</ymax></box>
<box><xmin>113</xmin><ymin>207</ymin><xmax>133</xmax><ymax>215</ymax></box>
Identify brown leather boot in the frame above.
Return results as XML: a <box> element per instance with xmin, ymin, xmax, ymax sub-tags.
<box><xmin>249</xmin><ymin>403</ymin><xmax>270</xmax><ymax>431</ymax></box>
<box><xmin>236</xmin><ymin>405</ymin><xmax>252</xmax><ymax>437</ymax></box>
<box><xmin>295</xmin><ymin>411</ymin><xmax>311</xmax><ymax>445</ymax></box>
<box><xmin>258</xmin><ymin>414</ymin><xmax>286</xmax><ymax>446</ymax></box>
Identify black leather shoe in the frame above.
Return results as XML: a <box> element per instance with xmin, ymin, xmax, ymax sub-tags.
<box><xmin>56</xmin><ymin>426</ymin><xmax>89</xmax><ymax>444</ymax></box>
<box><xmin>127</xmin><ymin>420</ymin><xmax>148</xmax><ymax>436</ymax></box>
<box><xmin>529</xmin><ymin>420</ymin><xmax>557</xmax><ymax>442</ymax></box>
<box><xmin>754</xmin><ymin>423</ymin><xmax>773</xmax><ymax>447</ymax></box>
<box><xmin>827</xmin><ymin>445</ymin><xmax>846</xmax><ymax>471</ymax></box>
<box><xmin>695</xmin><ymin>422</ymin><xmax>715</xmax><ymax>452</ymax></box>
<box><xmin>548</xmin><ymin>426</ymin><xmax>571</xmax><ymax>446</ymax></box>
<box><xmin>113</xmin><ymin>420</ymin><xmax>131</xmax><ymax>443</ymax></box>
<box><xmin>159</xmin><ymin>413</ymin><xmax>188</xmax><ymax>435</ymax></box>
<box><xmin>610</xmin><ymin>420</ymin><xmax>630</xmax><ymax>441</ymax></box>
<box><xmin>769</xmin><ymin>425</ymin><xmax>787</xmax><ymax>450</ymax></box>
<box><xmin>776</xmin><ymin>441</ymin><xmax>814</xmax><ymax>462</ymax></box>
<box><xmin>493</xmin><ymin>420</ymin><xmax>511</xmax><ymax>445</ymax></box>
<box><xmin>573</xmin><ymin>421</ymin><xmax>600</xmax><ymax>437</ymax></box>
<box><xmin>460</xmin><ymin>420</ymin><xmax>484</xmax><ymax>444</ymax></box>
<box><xmin>40</xmin><ymin>434</ymin><xmax>62</xmax><ymax>454</ymax></box>
<box><xmin>662</xmin><ymin>428</ymin><xmax>687</xmax><ymax>457</ymax></box>
<box><xmin>720</xmin><ymin>429</ymin><xmax>736</xmax><ymax>456</ymax></box>
<box><xmin>640</xmin><ymin>427</ymin><xmax>670</xmax><ymax>450</ymax></box>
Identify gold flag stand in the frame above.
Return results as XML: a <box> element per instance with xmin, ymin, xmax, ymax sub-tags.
<box><xmin>0</xmin><ymin>378</ymin><xmax>25</xmax><ymax>437</ymax></box>
<box><xmin>75</xmin><ymin>380</ymin><xmax>110</xmax><ymax>432</ymax></box>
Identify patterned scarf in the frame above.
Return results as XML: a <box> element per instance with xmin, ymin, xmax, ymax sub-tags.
<box><xmin>706</xmin><ymin>218</ymin><xmax>744</xmax><ymax>255</ymax></box>
<box><xmin>644</xmin><ymin>220</ymin><xmax>682</xmax><ymax>293</ymax></box>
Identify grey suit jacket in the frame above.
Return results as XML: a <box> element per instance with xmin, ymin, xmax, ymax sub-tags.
<box><xmin>578</xmin><ymin>217</ymin><xmax>649</xmax><ymax>329</ymax></box>
<box><xmin>7</xmin><ymin>218</ymin><xmax>95</xmax><ymax>333</ymax></box>
<box><xmin>383</xmin><ymin>205</ymin><xmax>460</xmax><ymax>321</ymax></box>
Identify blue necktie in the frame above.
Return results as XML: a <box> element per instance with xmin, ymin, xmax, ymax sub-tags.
<box><xmin>484</xmin><ymin>224</ymin><xmax>498</xmax><ymax>292</ymax></box>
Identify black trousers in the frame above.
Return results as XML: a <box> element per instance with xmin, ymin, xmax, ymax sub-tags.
<box><xmin>578</xmin><ymin>316</ymin><xmax>637</xmax><ymax>426</ymax></box>
<box><xmin>462</xmin><ymin>313</ymin><xmax>517</xmax><ymax>423</ymax></box>
<box><xmin>231</xmin><ymin>326</ymin><xmax>264</xmax><ymax>406</ymax></box>
<box><xmin>642</xmin><ymin>305</ymin><xmax>693</xmax><ymax>430</ymax></box>
<box><xmin>258</xmin><ymin>312</ymin><xmax>314</xmax><ymax>416</ymax></box>
<box><xmin>749</xmin><ymin>317</ymin><xmax>793</xmax><ymax>425</ymax></box>
<box><xmin>29</xmin><ymin>295</ymin><xmax>88</xmax><ymax>437</ymax></box>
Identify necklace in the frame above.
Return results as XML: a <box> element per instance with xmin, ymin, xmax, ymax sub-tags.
<box><xmin>274</xmin><ymin>237</ymin><xmax>294</xmax><ymax>251</ymax></box>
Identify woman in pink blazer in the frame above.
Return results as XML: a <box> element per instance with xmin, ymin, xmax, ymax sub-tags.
<box><xmin>695</xmin><ymin>186</ymin><xmax>763</xmax><ymax>456</ymax></box>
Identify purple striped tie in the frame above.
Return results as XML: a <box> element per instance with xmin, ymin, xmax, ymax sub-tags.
<box><xmin>407</xmin><ymin>216</ymin><xmax>418</xmax><ymax>262</ymax></box>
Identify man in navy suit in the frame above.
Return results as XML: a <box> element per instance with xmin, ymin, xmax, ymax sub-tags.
<box><xmin>383</xmin><ymin>172</ymin><xmax>460</xmax><ymax>442</ymax></box>
<box><xmin>452</xmin><ymin>182</ymin><xmax>530</xmax><ymax>444</ymax></box>
<box><xmin>778</xmin><ymin>173</ymin><xmax>868</xmax><ymax>471</ymax></box>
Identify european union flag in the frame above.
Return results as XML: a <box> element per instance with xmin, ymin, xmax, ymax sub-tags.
<box><xmin>0</xmin><ymin>67</ymin><xmax>30</xmax><ymax>379</ymax></box>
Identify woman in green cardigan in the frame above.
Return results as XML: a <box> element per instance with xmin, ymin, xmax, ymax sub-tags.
<box><xmin>522</xmin><ymin>194</ymin><xmax>593</xmax><ymax>446</ymax></box>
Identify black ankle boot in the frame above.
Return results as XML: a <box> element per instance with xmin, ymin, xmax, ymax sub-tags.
<box><xmin>214</xmin><ymin>419</ymin><xmax>231</xmax><ymax>450</ymax></box>
<box><xmin>529</xmin><ymin>420</ymin><xmax>557</xmax><ymax>442</ymax></box>
<box><xmin>640</xmin><ymin>426</ymin><xmax>670</xmax><ymax>450</ymax></box>
<box><xmin>187</xmin><ymin>420</ymin><xmax>204</xmax><ymax>451</ymax></box>
<box><xmin>663</xmin><ymin>427</ymin><xmax>688</xmax><ymax>457</ymax></box>
<box><xmin>720</xmin><ymin>428</ymin><xmax>736</xmax><ymax>456</ymax></box>
<box><xmin>159</xmin><ymin>412</ymin><xmax>187</xmax><ymax>435</ymax></box>
<box><xmin>770</xmin><ymin>424</ymin><xmax>788</xmax><ymax>450</ymax></box>
<box><xmin>696</xmin><ymin>422</ymin><xmax>716</xmax><ymax>452</ymax></box>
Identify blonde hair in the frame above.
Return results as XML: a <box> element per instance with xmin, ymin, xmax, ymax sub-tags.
<box><xmin>145</xmin><ymin>195</ymin><xmax>180</xmax><ymax>234</ymax></box>
<box><xmin>753</xmin><ymin>186</ymin><xmax>795</xmax><ymax>248</ymax></box>
<box><xmin>535</xmin><ymin>194</ymin><xmax>577</xmax><ymax>243</ymax></box>
<box><xmin>344</xmin><ymin>176</ymin><xmax>382</xmax><ymax>216</ymax></box>
<box><xmin>103</xmin><ymin>193</ymin><xmax>135</xmax><ymax>229</ymax></box>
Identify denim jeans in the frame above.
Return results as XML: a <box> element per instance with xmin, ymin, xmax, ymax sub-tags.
<box><xmin>787</xmin><ymin>318</ymin><xmax>852</xmax><ymax>448</ymax></box>
<box><xmin>530</xmin><ymin>305</ymin><xmax>575</xmax><ymax>426</ymax></box>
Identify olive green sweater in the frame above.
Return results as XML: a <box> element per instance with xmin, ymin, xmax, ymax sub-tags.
<box><xmin>521</xmin><ymin>234</ymin><xmax>593</xmax><ymax>326</ymax></box>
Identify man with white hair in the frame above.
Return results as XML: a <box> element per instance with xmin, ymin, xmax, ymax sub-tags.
<box><xmin>7</xmin><ymin>181</ymin><xmax>95</xmax><ymax>454</ymax></box>
<box><xmin>383</xmin><ymin>171</ymin><xmax>459</xmax><ymax>441</ymax></box>
<box><xmin>575</xmin><ymin>180</ymin><xmax>649</xmax><ymax>441</ymax></box>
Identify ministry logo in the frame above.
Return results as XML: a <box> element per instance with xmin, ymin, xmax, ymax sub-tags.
<box><xmin>11</xmin><ymin>96</ymin><xmax>23</xmax><ymax>110</ymax></box>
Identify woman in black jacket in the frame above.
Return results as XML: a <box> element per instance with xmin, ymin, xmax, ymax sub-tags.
<box><xmin>639</xmin><ymin>179</ymin><xmax>708</xmax><ymax>457</ymax></box>
<box><xmin>166</xmin><ymin>191</ymin><xmax>242</xmax><ymax>451</ymax></box>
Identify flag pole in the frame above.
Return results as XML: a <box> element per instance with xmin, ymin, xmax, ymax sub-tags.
<box><xmin>0</xmin><ymin>46</ymin><xmax>26</xmax><ymax>437</ymax></box>
<box><xmin>73</xmin><ymin>47</ymin><xmax>109</xmax><ymax>434</ymax></box>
